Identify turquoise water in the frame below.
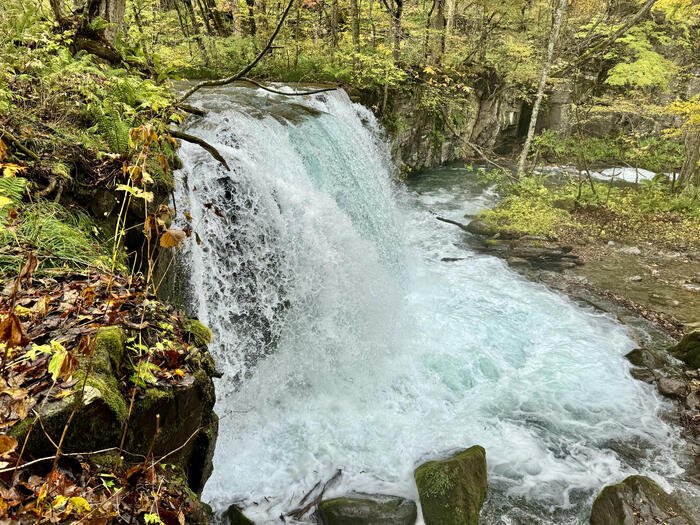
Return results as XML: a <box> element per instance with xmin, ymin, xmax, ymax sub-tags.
<box><xmin>174</xmin><ymin>87</ymin><xmax>683</xmax><ymax>524</ymax></box>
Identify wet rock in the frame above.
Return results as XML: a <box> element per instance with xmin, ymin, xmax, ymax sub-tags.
<box><xmin>618</xmin><ymin>246</ymin><xmax>642</xmax><ymax>255</ymax></box>
<box><xmin>465</xmin><ymin>220</ymin><xmax>498</xmax><ymax>237</ymax></box>
<box><xmin>687</xmin><ymin>390</ymin><xmax>700</xmax><ymax>411</ymax></box>
<box><xmin>317</xmin><ymin>495</ymin><xmax>417</xmax><ymax>525</ymax></box>
<box><xmin>670</xmin><ymin>330</ymin><xmax>700</xmax><ymax>369</ymax></box>
<box><xmin>627</xmin><ymin>275</ymin><xmax>643</xmax><ymax>282</ymax></box>
<box><xmin>657</xmin><ymin>376</ymin><xmax>689</xmax><ymax>398</ymax></box>
<box><xmin>590</xmin><ymin>475</ymin><xmax>696</xmax><ymax>525</ymax></box>
<box><xmin>415</xmin><ymin>445</ymin><xmax>487</xmax><ymax>525</ymax></box>
<box><xmin>225</xmin><ymin>504</ymin><xmax>254</xmax><ymax>525</ymax></box>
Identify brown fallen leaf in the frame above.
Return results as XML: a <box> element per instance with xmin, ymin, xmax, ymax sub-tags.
<box><xmin>0</xmin><ymin>434</ymin><xmax>18</xmax><ymax>455</ymax></box>
<box><xmin>160</xmin><ymin>229</ymin><xmax>187</xmax><ymax>248</ymax></box>
<box><xmin>0</xmin><ymin>313</ymin><xmax>30</xmax><ymax>348</ymax></box>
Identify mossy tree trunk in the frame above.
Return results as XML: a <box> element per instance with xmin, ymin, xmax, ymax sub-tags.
<box><xmin>678</xmin><ymin>130</ymin><xmax>700</xmax><ymax>190</ymax></box>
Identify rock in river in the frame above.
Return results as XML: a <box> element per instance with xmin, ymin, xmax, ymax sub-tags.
<box><xmin>590</xmin><ymin>475</ymin><xmax>696</xmax><ymax>525</ymax></box>
<box><xmin>317</xmin><ymin>494</ymin><xmax>417</xmax><ymax>525</ymax></box>
<box><xmin>414</xmin><ymin>445</ymin><xmax>487</xmax><ymax>525</ymax></box>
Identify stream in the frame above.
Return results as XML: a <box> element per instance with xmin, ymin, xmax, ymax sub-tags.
<box><xmin>174</xmin><ymin>86</ymin><xmax>686</xmax><ymax>524</ymax></box>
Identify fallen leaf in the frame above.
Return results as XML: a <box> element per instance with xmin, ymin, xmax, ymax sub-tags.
<box><xmin>0</xmin><ymin>435</ymin><xmax>18</xmax><ymax>455</ymax></box>
<box><xmin>0</xmin><ymin>313</ymin><xmax>29</xmax><ymax>348</ymax></box>
<box><xmin>160</xmin><ymin>229</ymin><xmax>186</xmax><ymax>248</ymax></box>
<box><xmin>32</xmin><ymin>296</ymin><xmax>51</xmax><ymax>317</ymax></box>
<box><xmin>0</xmin><ymin>138</ymin><xmax>6</xmax><ymax>162</ymax></box>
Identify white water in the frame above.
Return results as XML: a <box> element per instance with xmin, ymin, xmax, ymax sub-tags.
<box><xmin>174</xmin><ymin>86</ymin><xmax>684</xmax><ymax>523</ymax></box>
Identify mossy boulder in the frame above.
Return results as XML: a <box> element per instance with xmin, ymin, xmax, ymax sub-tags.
<box><xmin>590</xmin><ymin>475</ymin><xmax>696</xmax><ymax>525</ymax></box>
<box><xmin>225</xmin><ymin>504</ymin><xmax>255</xmax><ymax>525</ymax></box>
<box><xmin>670</xmin><ymin>330</ymin><xmax>700</xmax><ymax>369</ymax></box>
<box><xmin>9</xmin><ymin>322</ymin><xmax>218</xmax><ymax>496</ymax></box>
<box><xmin>414</xmin><ymin>446</ymin><xmax>487</xmax><ymax>525</ymax></box>
<box><xmin>184</xmin><ymin>318</ymin><xmax>213</xmax><ymax>347</ymax></box>
<box><xmin>318</xmin><ymin>495</ymin><xmax>417</xmax><ymax>525</ymax></box>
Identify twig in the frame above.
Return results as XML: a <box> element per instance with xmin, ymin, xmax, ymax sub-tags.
<box><xmin>178</xmin><ymin>0</ymin><xmax>296</xmax><ymax>103</ymax></box>
<box><xmin>169</xmin><ymin>129</ymin><xmax>230</xmax><ymax>171</ymax></box>
<box><xmin>287</xmin><ymin>469</ymin><xmax>342</xmax><ymax>519</ymax></box>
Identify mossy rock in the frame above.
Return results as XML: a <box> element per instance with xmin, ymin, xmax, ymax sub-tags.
<box><xmin>93</xmin><ymin>326</ymin><xmax>126</xmax><ymax>375</ymax></box>
<box><xmin>8</xmin><ymin>369</ymin><xmax>127</xmax><ymax>457</ymax></box>
<box><xmin>318</xmin><ymin>495</ymin><xmax>417</xmax><ymax>525</ymax></box>
<box><xmin>590</xmin><ymin>475</ymin><xmax>696</xmax><ymax>525</ymax></box>
<box><xmin>466</xmin><ymin>220</ymin><xmax>497</xmax><ymax>237</ymax></box>
<box><xmin>670</xmin><ymin>330</ymin><xmax>700</xmax><ymax>369</ymax></box>
<box><xmin>225</xmin><ymin>504</ymin><xmax>255</xmax><ymax>525</ymax></box>
<box><xmin>414</xmin><ymin>446</ymin><xmax>487</xmax><ymax>525</ymax></box>
<box><xmin>184</xmin><ymin>318</ymin><xmax>213</xmax><ymax>347</ymax></box>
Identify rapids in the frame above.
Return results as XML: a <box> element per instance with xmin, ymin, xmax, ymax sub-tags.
<box><xmin>173</xmin><ymin>85</ymin><xmax>686</xmax><ymax>524</ymax></box>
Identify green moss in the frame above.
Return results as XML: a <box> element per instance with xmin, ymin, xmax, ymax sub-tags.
<box><xmin>184</xmin><ymin>319</ymin><xmax>213</xmax><ymax>347</ymax></box>
<box><xmin>670</xmin><ymin>330</ymin><xmax>700</xmax><ymax>369</ymax></box>
<box><xmin>93</xmin><ymin>326</ymin><xmax>126</xmax><ymax>374</ymax></box>
<box><xmin>414</xmin><ymin>446</ymin><xmax>487</xmax><ymax>525</ymax></box>
<box><xmin>79</xmin><ymin>372</ymin><xmax>128</xmax><ymax>424</ymax></box>
<box><xmin>224</xmin><ymin>504</ymin><xmax>254</xmax><ymax>525</ymax></box>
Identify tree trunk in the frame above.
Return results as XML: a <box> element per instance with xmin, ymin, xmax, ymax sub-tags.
<box><xmin>428</xmin><ymin>0</ymin><xmax>446</xmax><ymax>65</ymax></box>
<box><xmin>245</xmin><ymin>0</ymin><xmax>257</xmax><ymax>35</ymax></box>
<box><xmin>87</xmin><ymin>0</ymin><xmax>127</xmax><ymax>44</ymax></box>
<box><xmin>390</xmin><ymin>0</ymin><xmax>403</xmax><ymax>62</ymax></box>
<box><xmin>350</xmin><ymin>0</ymin><xmax>360</xmax><ymax>53</ymax></box>
<box><xmin>330</xmin><ymin>0</ymin><xmax>338</xmax><ymax>61</ymax></box>
<box><xmin>516</xmin><ymin>0</ymin><xmax>568</xmax><ymax>178</ymax></box>
<box><xmin>678</xmin><ymin>130</ymin><xmax>700</xmax><ymax>189</ymax></box>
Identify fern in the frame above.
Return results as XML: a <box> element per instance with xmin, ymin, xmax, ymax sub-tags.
<box><xmin>96</xmin><ymin>109</ymin><xmax>130</xmax><ymax>155</ymax></box>
<box><xmin>0</xmin><ymin>176</ymin><xmax>28</xmax><ymax>204</ymax></box>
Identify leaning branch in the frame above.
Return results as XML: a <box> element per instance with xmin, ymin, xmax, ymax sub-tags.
<box><xmin>169</xmin><ymin>129</ymin><xmax>230</xmax><ymax>170</ymax></box>
<box><xmin>178</xmin><ymin>0</ymin><xmax>296</xmax><ymax>103</ymax></box>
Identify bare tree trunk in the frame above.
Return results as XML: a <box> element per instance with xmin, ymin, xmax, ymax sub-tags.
<box><xmin>245</xmin><ymin>0</ymin><xmax>257</xmax><ymax>35</ymax></box>
<box><xmin>445</xmin><ymin>0</ymin><xmax>455</xmax><ymax>35</ymax></box>
<box><xmin>184</xmin><ymin>0</ymin><xmax>210</xmax><ymax>62</ymax></box>
<box><xmin>678</xmin><ymin>130</ymin><xmax>700</xmax><ymax>189</ymax></box>
<box><xmin>516</xmin><ymin>0</ymin><xmax>568</xmax><ymax>178</ymax></box>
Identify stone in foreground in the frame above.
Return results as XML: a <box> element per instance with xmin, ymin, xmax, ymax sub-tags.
<box><xmin>318</xmin><ymin>495</ymin><xmax>417</xmax><ymax>525</ymax></box>
<box><xmin>671</xmin><ymin>330</ymin><xmax>700</xmax><ymax>369</ymax></box>
<box><xmin>225</xmin><ymin>504</ymin><xmax>255</xmax><ymax>524</ymax></box>
<box><xmin>590</xmin><ymin>475</ymin><xmax>696</xmax><ymax>525</ymax></box>
<box><xmin>414</xmin><ymin>445</ymin><xmax>487</xmax><ymax>525</ymax></box>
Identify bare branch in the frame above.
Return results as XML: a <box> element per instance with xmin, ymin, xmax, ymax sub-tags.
<box><xmin>178</xmin><ymin>0</ymin><xmax>296</xmax><ymax>103</ymax></box>
<box><xmin>169</xmin><ymin>129</ymin><xmax>230</xmax><ymax>171</ymax></box>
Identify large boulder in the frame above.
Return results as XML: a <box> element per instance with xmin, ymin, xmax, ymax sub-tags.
<box><xmin>414</xmin><ymin>446</ymin><xmax>487</xmax><ymax>525</ymax></box>
<box><xmin>590</xmin><ymin>475</ymin><xmax>696</xmax><ymax>525</ymax></box>
<box><xmin>671</xmin><ymin>330</ymin><xmax>700</xmax><ymax>369</ymax></box>
<box><xmin>318</xmin><ymin>495</ymin><xmax>417</xmax><ymax>525</ymax></box>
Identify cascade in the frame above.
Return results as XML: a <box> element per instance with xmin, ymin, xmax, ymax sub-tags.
<box><xmin>174</xmin><ymin>86</ymin><xmax>683</xmax><ymax>523</ymax></box>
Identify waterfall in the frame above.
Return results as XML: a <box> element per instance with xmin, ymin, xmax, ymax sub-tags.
<box><xmin>174</xmin><ymin>86</ymin><xmax>684</xmax><ymax>523</ymax></box>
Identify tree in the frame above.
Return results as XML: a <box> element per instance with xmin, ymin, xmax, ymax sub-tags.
<box><xmin>381</xmin><ymin>0</ymin><xmax>403</xmax><ymax>62</ymax></box>
<box><xmin>516</xmin><ymin>0</ymin><xmax>569</xmax><ymax>178</ymax></box>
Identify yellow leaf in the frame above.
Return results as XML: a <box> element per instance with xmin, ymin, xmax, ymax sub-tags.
<box><xmin>0</xmin><ymin>138</ymin><xmax>6</xmax><ymax>162</ymax></box>
<box><xmin>0</xmin><ymin>196</ymin><xmax>12</xmax><ymax>208</ymax></box>
<box><xmin>51</xmin><ymin>495</ymin><xmax>67</xmax><ymax>509</ymax></box>
<box><xmin>174</xmin><ymin>368</ymin><xmax>185</xmax><ymax>377</ymax></box>
<box><xmin>69</xmin><ymin>496</ymin><xmax>91</xmax><ymax>513</ymax></box>
<box><xmin>2</xmin><ymin>163</ymin><xmax>26</xmax><ymax>177</ymax></box>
